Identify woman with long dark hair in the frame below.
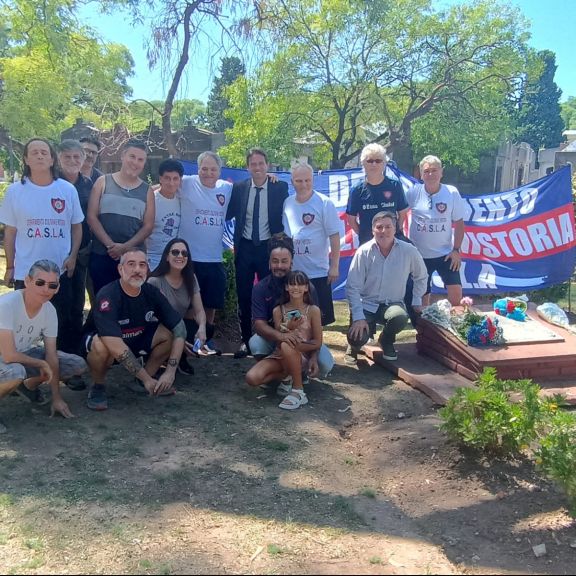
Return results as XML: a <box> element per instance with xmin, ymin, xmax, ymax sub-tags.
<box><xmin>148</xmin><ymin>238</ymin><xmax>213</xmax><ymax>375</ymax></box>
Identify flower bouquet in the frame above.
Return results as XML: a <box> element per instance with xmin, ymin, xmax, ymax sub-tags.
<box><xmin>451</xmin><ymin>298</ymin><xmax>505</xmax><ymax>347</ymax></box>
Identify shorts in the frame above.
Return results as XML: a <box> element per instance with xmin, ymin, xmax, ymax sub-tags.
<box><xmin>82</xmin><ymin>327</ymin><xmax>157</xmax><ymax>359</ymax></box>
<box><xmin>193</xmin><ymin>261</ymin><xmax>226</xmax><ymax>310</ymax></box>
<box><xmin>0</xmin><ymin>346</ymin><xmax>87</xmax><ymax>383</ymax></box>
<box><xmin>424</xmin><ymin>255</ymin><xmax>462</xmax><ymax>294</ymax></box>
<box><xmin>310</xmin><ymin>276</ymin><xmax>335</xmax><ymax>326</ymax></box>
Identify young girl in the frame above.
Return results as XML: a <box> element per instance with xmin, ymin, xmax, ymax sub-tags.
<box><xmin>245</xmin><ymin>270</ymin><xmax>322</xmax><ymax>410</ymax></box>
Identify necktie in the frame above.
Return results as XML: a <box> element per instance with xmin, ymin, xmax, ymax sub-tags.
<box><xmin>252</xmin><ymin>186</ymin><xmax>263</xmax><ymax>245</ymax></box>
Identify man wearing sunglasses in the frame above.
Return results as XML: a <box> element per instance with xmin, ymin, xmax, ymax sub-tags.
<box><xmin>82</xmin><ymin>249</ymin><xmax>186</xmax><ymax>411</ymax></box>
<box><xmin>79</xmin><ymin>136</ymin><xmax>103</xmax><ymax>183</ymax></box>
<box><xmin>0</xmin><ymin>260</ymin><xmax>87</xmax><ymax>433</ymax></box>
<box><xmin>346</xmin><ymin>143</ymin><xmax>409</xmax><ymax>245</ymax></box>
<box><xmin>406</xmin><ymin>155</ymin><xmax>465</xmax><ymax>306</ymax></box>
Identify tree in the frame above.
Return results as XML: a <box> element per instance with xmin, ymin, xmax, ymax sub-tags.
<box><xmin>515</xmin><ymin>50</ymin><xmax>565</xmax><ymax>151</ymax></box>
<box><xmin>120</xmin><ymin>0</ymin><xmax>259</xmax><ymax>156</ymax></box>
<box><xmin>124</xmin><ymin>99</ymin><xmax>207</xmax><ymax>133</ymax></box>
<box><xmin>0</xmin><ymin>0</ymin><xmax>134</xmax><ymax>141</ymax></box>
<box><xmin>561</xmin><ymin>97</ymin><xmax>576</xmax><ymax>130</ymax></box>
<box><xmin>223</xmin><ymin>0</ymin><xmax>530</xmax><ymax>170</ymax></box>
<box><xmin>206</xmin><ymin>56</ymin><xmax>245</xmax><ymax>132</ymax></box>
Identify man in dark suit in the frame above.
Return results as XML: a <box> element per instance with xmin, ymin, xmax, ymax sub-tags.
<box><xmin>226</xmin><ymin>148</ymin><xmax>289</xmax><ymax>358</ymax></box>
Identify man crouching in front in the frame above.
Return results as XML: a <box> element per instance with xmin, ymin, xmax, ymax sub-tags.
<box><xmin>83</xmin><ymin>249</ymin><xmax>186</xmax><ymax>411</ymax></box>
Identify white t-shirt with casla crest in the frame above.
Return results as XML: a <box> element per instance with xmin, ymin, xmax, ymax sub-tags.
<box><xmin>179</xmin><ymin>175</ymin><xmax>232</xmax><ymax>263</ymax></box>
<box><xmin>282</xmin><ymin>191</ymin><xmax>341</xmax><ymax>278</ymax></box>
<box><xmin>0</xmin><ymin>178</ymin><xmax>84</xmax><ymax>280</ymax></box>
<box><xmin>406</xmin><ymin>183</ymin><xmax>466</xmax><ymax>259</ymax></box>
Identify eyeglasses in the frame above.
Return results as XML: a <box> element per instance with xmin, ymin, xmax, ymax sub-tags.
<box><xmin>34</xmin><ymin>279</ymin><xmax>59</xmax><ymax>290</ymax></box>
<box><xmin>170</xmin><ymin>249</ymin><xmax>189</xmax><ymax>258</ymax></box>
<box><xmin>365</xmin><ymin>158</ymin><xmax>384</xmax><ymax>164</ymax></box>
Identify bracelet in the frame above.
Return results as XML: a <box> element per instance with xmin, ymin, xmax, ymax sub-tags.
<box><xmin>453</xmin><ymin>247</ymin><xmax>461</xmax><ymax>253</ymax></box>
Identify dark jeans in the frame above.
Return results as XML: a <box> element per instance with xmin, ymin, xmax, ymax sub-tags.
<box><xmin>235</xmin><ymin>239</ymin><xmax>270</xmax><ymax>346</ymax></box>
<box><xmin>89</xmin><ymin>252</ymin><xmax>120</xmax><ymax>297</ymax></box>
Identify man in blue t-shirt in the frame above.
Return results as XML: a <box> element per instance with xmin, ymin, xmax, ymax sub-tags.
<box><xmin>346</xmin><ymin>143</ymin><xmax>408</xmax><ymax>245</ymax></box>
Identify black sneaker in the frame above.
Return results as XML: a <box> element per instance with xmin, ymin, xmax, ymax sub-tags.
<box><xmin>86</xmin><ymin>384</ymin><xmax>108</xmax><ymax>411</ymax></box>
<box><xmin>65</xmin><ymin>375</ymin><xmax>87</xmax><ymax>391</ymax></box>
<box><xmin>177</xmin><ymin>358</ymin><xmax>195</xmax><ymax>376</ymax></box>
<box><xmin>15</xmin><ymin>382</ymin><xmax>50</xmax><ymax>405</ymax></box>
<box><xmin>380</xmin><ymin>341</ymin><xmax>398</xmax><ymax>361</ymax></box>
<box><xmin>233</xmin><ymin>343</ymin><xmax>251</xmax><ymax>359</ymax></box>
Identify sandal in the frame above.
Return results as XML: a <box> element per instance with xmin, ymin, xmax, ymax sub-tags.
<box><xmin>278</xmin><ymin>389</ymin><xmax>308</xmax><ymax>410</ymax></box>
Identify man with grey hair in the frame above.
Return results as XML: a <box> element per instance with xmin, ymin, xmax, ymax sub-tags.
<box><xmin>283</xmin><ymin>161</ymin><xmax>341</xmax><ymax>325</ymax></box>
<box><xmin>82</xmin><ymin>249</ymin><xmax>186</xmax><ymax>411</ymax></box>
<box><xmin>346</xmin><ymin>212</ymin><xmax>428</xmax><ymax>363</ymax></box>
<box><xmin>0</xmin><ymin>260</ymin><xmax>87</xmax><ymax>432</ymax></box>
<box><xmin>57</xmin><ymin>141</ymin><xmax>93</xmax><ymax>389</ymax></box>
<box><xmin>406</xmin><ymin>155</ymin><xmax>465</xmax><ymax>306</ymax></box>
<box><xmin>346</xmin><ymin>143</ymin><xmax>408</xmax><ymax>245</ymax></box>
<box><xmin>179</xmin><ymin>151</ymin><xmax>232</xmax><ymax>351</ymax></box>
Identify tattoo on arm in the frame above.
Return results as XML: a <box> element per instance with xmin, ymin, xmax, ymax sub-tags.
<box><xmin>117</xmin><ymin>349</ymin><xmax>142</xmax><ymax>376</ymax></box>
<box><xmin>172</xmin><ymin>319</ymin><xmax>187</xmax><ymax>340</ymax></box>
<box><xmin>167</xmin><ymin>358</ymin><xmax>178</xmax><ymax>367</ymax></box>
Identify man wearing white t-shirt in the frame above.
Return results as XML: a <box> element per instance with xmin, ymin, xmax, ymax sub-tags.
<box><xmin>179</xmin><ymin>151</ymin><xmax>232</xmax><ymax>333</ymax></box>
<box><xmin>0</xmin><ymin>260</ymin><xmax>87</xmax><ymax>433</ymax></box>
<box><xmin>146</xmin><ymin>159</ymin><xmax>183</xmax><ymax>271</ymax></box>
<box><xmin>406</xmin><ymin>155</ymin><xmax>466</xmax><ymax>306</ymax></box>
<box><xmin>283</xmin><ymin>162</ymin><xmax>341</xmax><ymax>325</ymax></box>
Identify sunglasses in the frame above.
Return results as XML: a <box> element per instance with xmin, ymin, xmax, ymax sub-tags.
<box><xmin>365</xmin><ymin>158</ymin><xmax>384</xmax><ymax>164</ymax></box>
<box><xmin>170</xmin><ymin>249</ymin><xmax>189</xmax><ymax>258</ymax></box>
<box><xmin>34</xmin><ymin>279</ymin><xmax>59</xmax><ymax>290</ymax></box>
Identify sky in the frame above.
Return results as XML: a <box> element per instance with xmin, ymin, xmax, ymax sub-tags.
<box><xmin>83</xmin><ymin>0</ymin><xmax>576</xmax><ymax>104</ymax></box>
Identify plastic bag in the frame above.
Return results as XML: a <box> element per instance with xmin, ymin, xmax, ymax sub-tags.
<box><xmin>536</xmin><ymin>302</ymin><xmax>570</xmax><ymax>328</ymax></box>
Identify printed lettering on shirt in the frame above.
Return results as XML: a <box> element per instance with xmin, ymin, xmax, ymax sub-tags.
<box><xmin>294</xmin><ymin>238</ymin><xmax>312</xmax><ymax>255</ymax></box>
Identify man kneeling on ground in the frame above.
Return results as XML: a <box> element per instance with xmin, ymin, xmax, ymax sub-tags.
<box><xmin>0</xmin><ymin>260</ymin><xmax>86</xmax><ymax>433</ymax></box>
<box><xmin>346</xmin><ymin>211</ymin><xmax>428</xmax><ymax>364</ymax></box>
<box><xmin>247</xmin><ymin>234</ymin><xmax>334</xmax><ymax>396</ymax></box>
<box><xmin>83</xmin><ymin>249</ymin><xmax>186</xmax><ymax>411</ymax></box>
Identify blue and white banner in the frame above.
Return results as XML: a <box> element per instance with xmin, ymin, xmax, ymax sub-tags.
<box><xmin>180</xmin><ymin>161</ymin><xmax>575</xmax><ymax>299</ymax></box>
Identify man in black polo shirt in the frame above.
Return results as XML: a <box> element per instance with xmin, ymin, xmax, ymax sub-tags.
<box><xmin>83</xmin><ymin>249</ymin><xmax>186</xmax><ymax>411</ymax></box>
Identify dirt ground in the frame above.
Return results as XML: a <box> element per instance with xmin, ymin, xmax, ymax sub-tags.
<box><xmin>0</xmin><ymin>301</ymin><xmax>575</xmax><ymax>575</ymax></box>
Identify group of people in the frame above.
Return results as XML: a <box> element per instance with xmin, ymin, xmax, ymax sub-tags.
<box><xmin>0</xmin><ymin>136</ymin><xmax>465</xmax><ymax>431</ymax></box>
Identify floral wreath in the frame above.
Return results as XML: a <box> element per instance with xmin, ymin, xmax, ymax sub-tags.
<box><xmin>493</xmin><ymin>298</ymin><xmax>527</xmax><ymax>322</ymax></box>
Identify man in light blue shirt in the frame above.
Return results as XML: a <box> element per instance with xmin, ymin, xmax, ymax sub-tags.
<box><xmin>346</xmin><ymin>211</ymin><xmax>428</xmax><ymax>362</ymax></box>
